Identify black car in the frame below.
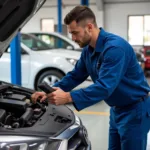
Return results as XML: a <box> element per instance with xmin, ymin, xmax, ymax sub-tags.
<box><xmin>135</xmin><ymin>51</ymin><xmax>145</xmax><ymax>70</ymax></box>
<box><xmin>0</xmin><ymin>1</ymin><xmax>91</xmax><ymax>150</ymax></box>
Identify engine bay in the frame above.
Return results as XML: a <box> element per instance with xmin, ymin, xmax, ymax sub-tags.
<box><xmin>0</xmin><ymin>81</ymin><xmax>74</xmax><ymax>136</ymax></box>
<box><xmin>0</xmin><ymin>83</ymin><xmax>47</xmax><ymax>129</ymax></box>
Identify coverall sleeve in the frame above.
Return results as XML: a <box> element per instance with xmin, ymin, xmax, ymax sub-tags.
<box><xmin>53</xmin><ymin>50</ymin><xmax>89</xmax><ymax>92</ymax></box>
<box><xmin>71</xmin><ymin>47</ymin><xmax>127</xmax><ymax>111</ymax></box>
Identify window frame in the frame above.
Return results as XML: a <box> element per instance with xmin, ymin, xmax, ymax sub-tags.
<box><xmin>128</xmin><ymin>14</ymin><xmax>150</xmax><ymax>46</ymax></box>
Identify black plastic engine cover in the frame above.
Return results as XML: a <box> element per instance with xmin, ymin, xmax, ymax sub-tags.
<box><xmin>0</xmin><ymin>104</ymin><xmax>75</xmax><ymax>137</ymax></box>
<box><xmin>0</xmin><ymin>81</ymin><xmax>75</xmax><ymax>138</ymax></box>
<box><xmin>0</xmin><ymin>98</ymin><xmax>27</xmax><ymax>114</ymax></box>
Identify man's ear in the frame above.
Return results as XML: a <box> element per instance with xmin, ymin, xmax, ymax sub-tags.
<box><xmin>86</xmin><ymin>23</ymin><xmax>93</xmax><ymax>32</ymax></box>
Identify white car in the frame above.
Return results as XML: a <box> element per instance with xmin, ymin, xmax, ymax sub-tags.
<box><xmin>0</xmin><ymin>33</ymin><xmax>92</xmax><ymax>90</ymax></box>
<box><xmin>30</xmin><ymin>32</ymin><xmax>81</xmax><ymax>50</ymax></box>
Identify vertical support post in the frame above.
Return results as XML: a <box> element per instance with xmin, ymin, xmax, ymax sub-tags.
<box><xmin>10</xmin><ymin>33</ymin><xmax>22</xmax><ymax>85</ymax></box>
<box><xmin>81</xmin><ymin>0</ymin><xmax>89</xmax><ymax>6</ymax></box>
<box><xmin>57</xmin><ymin>0</ymin><xmax>62</xmax><ymax>48</ymax></box>
<box><xmin>57</xmin><ymin>0</ymin><xmax>62</xmax><ymax>33</ymax></box>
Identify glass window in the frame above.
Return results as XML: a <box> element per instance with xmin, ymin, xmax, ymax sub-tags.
<box><xmin>144</xmin><ymin>15</ymin><xmax>150</xmax><ymax>45</ymax></box>
<box><xmin>41</xmin><ymin>18</ymin><xmax>54</xmax><ymax>32</ymax></box>
<box><xmin>145</xmin><ymin>49</ymin><xmax>150</xmax><ymax>56</ymax></box>
<box><xmin>128</xmin><ymin>15</ymin><xmax>150</xmax><ymax>46</ymax></box>
<box><xmin>128</xmin><ymin>16</ymin><xmax>144</xmax><ymax>45</ymax></box>
<box><xmin>21</xmin><ymin>34</ymin><xmax>51</xmax><ymax>51</ymax></box>
<box><xmin>38</xmin><ymin>35</ymin><xmax>51</xmax><ymax>45</ymax></box>
<box><xmin>37</xmin><ymin>34</ymin><xmax>73</xmax><ymax>49</ymax></box>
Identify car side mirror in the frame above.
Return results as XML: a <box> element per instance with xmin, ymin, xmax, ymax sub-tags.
<box><xmin>22</xmin><ymin>49</ymin><xmax>28</xmax><ymax>55</ymax></box>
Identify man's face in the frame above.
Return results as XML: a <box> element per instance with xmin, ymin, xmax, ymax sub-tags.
<box><xmin>67</xmin><ymin>20</ymin><xmax>92</xmax><ymax>48</ymax></box>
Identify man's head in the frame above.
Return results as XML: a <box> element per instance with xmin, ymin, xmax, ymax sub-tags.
<box><xmin>64</xmin><ymin>5</ymin><xmax>98</xmax><ymax>48</ymax></box>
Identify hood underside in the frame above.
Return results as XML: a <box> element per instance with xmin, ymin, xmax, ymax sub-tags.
<box><xmin>0</xmin><ymin>0</ymin><xmax>46</xmax><ymax>56</ymax></box>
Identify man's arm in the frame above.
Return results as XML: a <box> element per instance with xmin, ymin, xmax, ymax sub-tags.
<box><xmin>53</xmin><ymin>49</ymin><xmax>89</xmax><ymax>92</ymax></box>
<box><xmin>31</xmin><ymin>49</ymin><xmax>89</xmax><ymax>103</ymax></box>
<box><xmin>71</xmin><ymin>47</ymin><xmax>127</xmax><ymax>111</ymax></box>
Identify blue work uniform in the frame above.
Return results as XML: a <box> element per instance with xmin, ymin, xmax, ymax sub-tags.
<box><xmin>54</xmin><ymin>28</ymin><xmax>150</xmax><ymax>150</ymax></box>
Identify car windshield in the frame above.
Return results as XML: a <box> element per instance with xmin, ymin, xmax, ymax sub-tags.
<box><xmin>21</xmin><ymin>34</ymin><xmax>53</xmax><ymax>51</ymax></box>
<box><xmin>145</xmin><ymin>49</ymin><xmax>150</xmax><ymax>56</ymax></box>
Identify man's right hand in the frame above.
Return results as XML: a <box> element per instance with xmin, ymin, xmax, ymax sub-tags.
<box><xmin>31</xmin><ymin>92</ymin><xmax>47</xmax><ymax>103</ymax></box>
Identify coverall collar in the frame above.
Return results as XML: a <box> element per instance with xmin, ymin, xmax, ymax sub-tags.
<box><xmin>95</xmin><ymin>27</ymin><xmax>106</xmax><ymax>52</ymax></box>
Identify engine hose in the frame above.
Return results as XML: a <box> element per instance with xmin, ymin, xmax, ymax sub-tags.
<box><xmin>19</xmin><ymin>108</ymin><xmax>33</xmax><ymax>127</ymax></box>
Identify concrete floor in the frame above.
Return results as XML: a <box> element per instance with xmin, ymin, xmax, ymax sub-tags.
<box><xmin>68</xmin><ymin>101</ymin><xmax>109</xmax><ymax>150</ymax></box>
<box><xmin>68</xmin><ymin>78</ymin><xmax>150</xmax><ymax>150</ymax></box>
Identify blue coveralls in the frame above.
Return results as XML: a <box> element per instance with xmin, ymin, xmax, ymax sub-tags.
<box><xmin>54</xmin><ymin>28</ymin><xmax>150</xmax><ymax>150</ymax></box>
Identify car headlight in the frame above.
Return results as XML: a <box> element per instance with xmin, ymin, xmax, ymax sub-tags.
<box><xmin>66</xmin><ymin>58</ymin><xmax>77</xmax><ymax>66</ymax></box>
<box><xmin>0</xmin><ymin>136</ymin><xmax>61</xmax><ymax>150</ymax></box>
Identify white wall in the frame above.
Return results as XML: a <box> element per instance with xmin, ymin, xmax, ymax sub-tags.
<box><xmin>22</xmin><ymin>1</ymin><xmax>104</xmax><ymax>34</ymax></box>
<box><xmin>104</xmin><ymin>2</ymin><xmax>150</xmax><ymax>40</ymax></box>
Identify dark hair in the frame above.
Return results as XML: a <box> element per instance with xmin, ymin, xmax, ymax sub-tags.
<box><xmin>64</xmin><ymin>5</ymin><xmax>97</xmax><ymax>26</ymax></box>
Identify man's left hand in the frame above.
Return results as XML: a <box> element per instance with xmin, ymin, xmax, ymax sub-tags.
<box><xmin>47</xmin><ymin>87</ymin><xmax>72</xmax><ymax>105</ymax></box>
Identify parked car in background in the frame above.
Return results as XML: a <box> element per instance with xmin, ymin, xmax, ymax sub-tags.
<box><xmin>0</xmin><ymin>33</ymin><xmax>92</xmax><ymax>90</ymax></box>
<box><xmin>30</xmin><ymin>32</ymin><xmax>81</xmax><ymax>50</ymax></box>
<box><xmin>143</xmin><ymin>46</ymin><xmax>150</xmax><ymax>70</ymax></box>
<box><xmin>135</xmin><ymin>51</ymin><xmax>145</xmax><ymax>70</ymax></box>
<box><xmin>133</xmin><ymin>46</ymin><xmax>145</xmax><ymax>70</ymax></box>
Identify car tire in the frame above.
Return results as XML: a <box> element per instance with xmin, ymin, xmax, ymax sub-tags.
<box><xmin>35</xmin><ymin>70</ymin><xmax>64</xmax><ymax>90</ymax></box>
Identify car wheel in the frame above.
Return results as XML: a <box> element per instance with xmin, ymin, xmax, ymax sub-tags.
<box><xmin>35</xmin><ymin>70</ymin><xmax>64</xmax><ymax>90</ymax></box>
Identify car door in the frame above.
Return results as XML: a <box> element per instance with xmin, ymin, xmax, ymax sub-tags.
<box><xmin>0</xmin><ymin>46</ymin><xmax>30</xmax><ymax>87</ymax></box>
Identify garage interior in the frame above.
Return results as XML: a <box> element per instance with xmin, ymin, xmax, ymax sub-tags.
<box><xmin>0</xmin><ymin>0</ymin><xmax>150</xmax><ymax>150</ymax></box>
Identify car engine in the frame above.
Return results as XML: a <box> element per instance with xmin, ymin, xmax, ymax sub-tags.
<box><xmin>0</xmin><ymin>86</ymin><xmax>46</xmax><ymax>129</ymax></box>
<box><xmin>0</xmin><ymin>81</ymin><xmax>74</xmax><ymax>137</ymax></box>
<box><xmin>0</xmin><ymin>81</ymin><xmax>91</xmax><ymax>150</ymax></box>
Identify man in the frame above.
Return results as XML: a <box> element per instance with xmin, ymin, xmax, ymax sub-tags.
<box><xmin>31</xmin><ymin>5</ymin><xmax>150</xmax><ymax>150</ymax></box>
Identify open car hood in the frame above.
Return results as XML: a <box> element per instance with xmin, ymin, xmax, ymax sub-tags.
<box><xmin>0</xmin><ymin>0</ymin><xmax>46</xmax><ymax>57</ymax></box>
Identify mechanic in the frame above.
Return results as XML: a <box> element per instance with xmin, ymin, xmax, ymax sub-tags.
<box><xmin>31</xmin><ymin>5</ymin><xmax>150</xmax><ymax>150</ymax></box>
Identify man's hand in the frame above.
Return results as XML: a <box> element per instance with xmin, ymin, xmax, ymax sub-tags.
<box><xmin>47</xmin><ymin>87</ymin><xmax>72</xmax><ymax>105</ymax></box>
<box><xmin>31</xmin><ymin>92</ymin><xmax>47</xmax><ymax>103</ymax></box>
<box><xmin>31</xmin><ymin>87</ymin><xmax>72</xmax><ymax>105</ymax></box>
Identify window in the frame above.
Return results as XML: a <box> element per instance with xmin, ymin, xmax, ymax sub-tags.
<box><xmin>145</xmin><ymin>49</ymin><xmax>150</xmax><ymax>56</ymax></box>
<box><xmin>37</xmin><ymin>34</ymin><xmax>73</xmax><ymax>49</ymax></box>
<box><xmin>41</xmin><ymin>18</ymin><xmax>54</xmax><ymax>32</ymax></box>
<box><xmin>21</xmin><ymin>34</ymin><xmax>51</xmax><ymax>51</ymax></box>
<box><xmin>128</xmin><ymin>15</ymin><xmax>150</xmax><ymax>46</ymax></box>
<box><xmin>144</xmin><ymin>16</ymin><xmax>150</xmax><ymax>45</ymax></box>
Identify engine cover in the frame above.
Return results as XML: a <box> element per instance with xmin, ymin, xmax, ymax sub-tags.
<box><xmin>0</xmin><ymin>81</ymin><xmax>75</xmax><ymax>137</ymax></box>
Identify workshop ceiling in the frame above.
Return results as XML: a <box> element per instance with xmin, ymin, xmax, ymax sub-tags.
<box><xmin>44</xmin><ymin>0</ymin><xmax>150</xmax><ymax>10</ymax></box>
